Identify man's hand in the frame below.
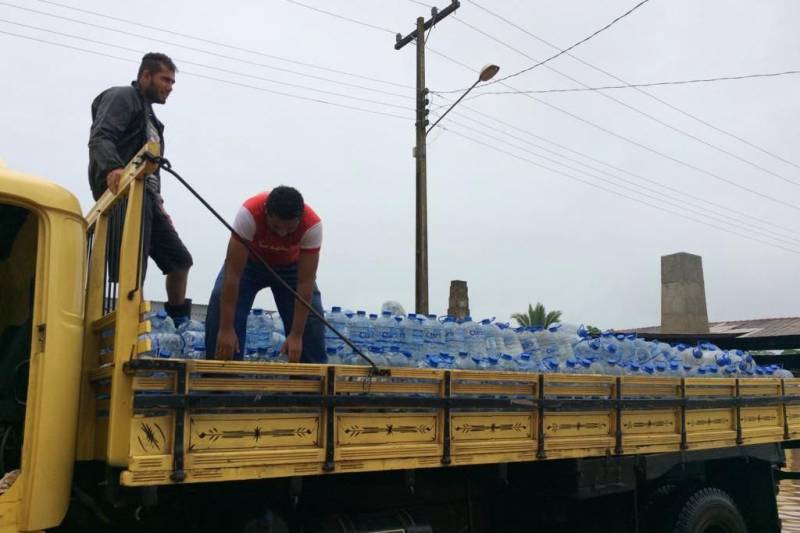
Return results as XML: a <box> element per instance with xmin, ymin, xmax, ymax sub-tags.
<box><xmin>280</xmin><ymin>333</ymin><xmax>303</xmax><ymax>363</ymax></box>
<box><xmin>215</xmin><ymin>327</ymin><xmax>239</xmax><ymax>361</ymax></box>
<box><xmin>106</xmin><ymin>168</ymin><xmax>124</xmax><ymax>194</ymax></box>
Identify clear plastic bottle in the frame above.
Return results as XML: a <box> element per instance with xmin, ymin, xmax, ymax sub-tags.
<box><xmin>498</xmin><ymin>353</ymin><xmax>515</xmax><ymax>372</ymax></box>
<box><xmin>348</xmin><ymin>311</ymin><xmax>373</xmax><ymax>348</ymax></box>
<box><xmin>462</xmin><ymin>316</ymin><xmax>487</xmax><ymax>359</ymax></box>
<box><xmin>324</xmin><ymin>306</ymin><xmax>349</xmax><ymax>353</ymax></box>
<box><xmin>374</xmin><ymin>311</ymin><xmax>398</xmax><ymax>348</ymax></box>
<box><xmin>443</xmin><ymin>316</ymin><xmax>466</xmax><ymax>355</ymax></box>
<box><xmin>479</xmin><ymin>319</ymin><xmax>498</xmax><ymax>356</ymax></box>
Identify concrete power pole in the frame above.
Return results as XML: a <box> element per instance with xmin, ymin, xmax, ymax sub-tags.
<box><xmin>395</xmin><ymin>0</ymin><xmax>460</xmax><ymax>315</ymax></box>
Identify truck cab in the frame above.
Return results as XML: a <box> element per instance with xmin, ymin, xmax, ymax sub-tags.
<box><xmin>0</xmin><ymin>161</ymin><xmax>86</xmax><ymax>532</ymax></box>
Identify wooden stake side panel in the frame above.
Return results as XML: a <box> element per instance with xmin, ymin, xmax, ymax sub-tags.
<box><xmin>119</xmin><ymin>363</ymin><xmax>800</xmax><ymax>486</ymax></box>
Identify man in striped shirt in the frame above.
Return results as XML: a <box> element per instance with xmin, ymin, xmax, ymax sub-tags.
<box><xmin>205</xmin><ymin>186</ymin><xmax>325</xmax><ymax>362</ymax></box>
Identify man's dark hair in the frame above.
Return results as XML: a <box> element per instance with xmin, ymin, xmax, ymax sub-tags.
<box><xmin>265</xmin><ymin>186</ymin><xmax>304</xmax><ymax>220</ymax></box>
<box><xmin>137</xmin><ymin>52</ymin><xmax>177</xmax><ymax>78</ymax></box>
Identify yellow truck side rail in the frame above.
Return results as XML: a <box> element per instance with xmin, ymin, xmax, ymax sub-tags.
<box><xmin>111</xmin><ymin>357</ymin><xmax>800</xmax><ymax>487</ymax></box>
<box><xmin>76</xmin><ymin>143</ymin><xmax>159</xmax><ymax>465</ymax></box>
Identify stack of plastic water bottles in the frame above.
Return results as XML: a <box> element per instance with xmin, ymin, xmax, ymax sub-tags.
<box><xmin>141</xmin><ymin>310</ymin><xmax>205</xmax><ymax>359</ymax></box>
<box><xmin>142</xmin><ymin>307</ymin><xmax>287</xmax><ymax>361</ymax></box>
<box><xmin>243</xmin><ymin>308</ymin><xmax>287</xmax><ymax>362</ymax></box>
<box><xmin>321</xmin><ymin>307</ymin><xmax>793</xmax><ymax>378</ymax></box>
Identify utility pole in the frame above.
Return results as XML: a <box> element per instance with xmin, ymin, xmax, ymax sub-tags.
<box><xmin>395</xmin><ymin>0</ymin><xmax>460</xmax><ymax>316</ymax></box>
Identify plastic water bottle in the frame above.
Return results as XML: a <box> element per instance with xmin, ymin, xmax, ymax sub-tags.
<box><xmin>498</xmin><ymin>353</ymin><xmax>515</xmax><ymax>371</ymax></box>
<box><xmin>374</xmin><ymin>311</ymin><xmax>398</xmax><ymax>348</ymax></box>
<box><xmin>325</xmin><ymin>306</ymin><xmax>349</xmax><ymax>353</ymax></box>
<box><xmin>443</xmin><ymin>316</ymin><xmax>466</xmax><ymax>355</ymax></box>
<box><xmin>187</xmin><ymin>342</ymin><xmax>206</xmax><ymax>360</ymax></box>
<box><xmin>477</xmin><ymin>319</ymin><xmax>497</xmax><ymax>356</ymax></box>
<box><xmin>517</xmin><ymin>328</ymin><xmax>539</xmax><ymax>353</ymax></box>
<box><xmin>462</xmin><ymin>316</ymin><xmax>487</xmax><ymax>358</ymax></box>
<box><xmin>325</xmin><ymin>346</ymin><xmax>341</xmax><ymax>365</ymax></box>
<box><xmin>348</xmin><ymin>311</ymin><xmax>373</xmax><ymax>348</ymax></box>
<box><xmin>455</xmin><ymin>351</ymin><xmax>472</xmax><ymax>370</ymax></box>
<box><xmin>515</xmin><ymin>353</ymin><xmax>534</xmax><ymax>372</ymax></box>
<box><xmin>179</xmin><ymin>320</ymin><xmax>205</xmax><ymax>358</ymax></box>
<box><xmin>151</xmin><ymin>331</ymin><xmax>183</xmax><ymax>357</ymax></box>
<box><xmin>403</xmin><ymin>313</ymin><xmax>425</xmax><ymax>358</ymax></box>
<box><xmin>497</xmin><ymin>323</ymin><xmax>523</xmax><ymax>356</ymax></box>
<box><xmin>149</xmin><ymin>310</ymin><xmax>175</xmax><ymax>332</ymax></box>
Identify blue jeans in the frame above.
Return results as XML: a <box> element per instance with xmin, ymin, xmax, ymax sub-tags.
<box><xmin>204</xmin><ymin>261</ymin><xmax>327</xmax><ymax>363</ymax></box>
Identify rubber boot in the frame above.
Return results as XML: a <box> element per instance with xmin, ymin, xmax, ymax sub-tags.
<box><xmin>164</xmin><ymin>298</ymin><xmax>192</xmax><ymax>329</ymax></box>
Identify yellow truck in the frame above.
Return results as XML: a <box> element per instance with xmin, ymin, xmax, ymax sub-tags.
<box><xmin>1</xmin><ymin>145</ymin><xmax>799</xmax><ymax>532</ymax></box>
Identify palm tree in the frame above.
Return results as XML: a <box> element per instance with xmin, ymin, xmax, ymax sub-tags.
<box><xmin>512</xmin><ymin>302</ymin><xmax>562</xmax><ymax>328</ymax></box>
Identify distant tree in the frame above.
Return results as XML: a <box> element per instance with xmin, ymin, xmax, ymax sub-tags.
<box><xmin>585</xmin><ymin>325</ymin><xmax>602</xmax><ymax>336</ymax></box>
<box><xmin>512</xmin><ymin>302</ymin><xmax>562</xmax><ymax>328</ymax></box>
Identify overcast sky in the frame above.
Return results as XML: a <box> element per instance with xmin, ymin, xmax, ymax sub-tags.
<box><xmin>2</xmin><ymin>0</ymin><xmax>799</xmax><ymax>329</ymax></box>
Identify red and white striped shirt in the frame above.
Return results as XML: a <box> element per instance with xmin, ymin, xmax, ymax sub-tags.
<box><xmin>232</xmin><ymin>191</ymin><xmax>322</xmax><ymax>266</ymax></box>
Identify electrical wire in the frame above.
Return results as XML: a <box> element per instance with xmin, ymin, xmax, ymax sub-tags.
<box><xmin>466</xmin><ymin>0</ymin><xmax>654</xmax><ymax>87</ymax></box>
<box><xmin>444</xmin><ymin>15</ymin><xmax>800</xmax><ymax>189</ymax></box>
<box><xmin>20</xmin><ymin>0</ymin><xmax>800</xmax><ymax>247</ymax></box>
<box><xmin>0</xmin><ymin>29</ymin><xmax>410</xmax><ymax>120</ymax></box>
<box><xmin>0</xmin><ymin>20</ymin><xmax>414</xmax><ymax>112</ymax></box>
<box><xmin>424</xmin><ymin>42</ymin><xmax>800</xmax><ymax>207</ymax></box>
<box><xmin>442</xmin><ymin>127</ymin><xmax>800</xmax><ymax>256</ymax></box>
<box><xmin>263</xmin><ymin>0</ymin><xmax>800</xmax><ymax>232</ymax></box>
<box><xmin>466</xmin><ymin>0</ymin><xmax>800</xmax><ymax>174</ymax></box>
<box><xmin>282</xmin><ymin>0</ymin><xmax>397</xmax><ymax>34</ymax></box>
<box><xmin>0</xmin><ymin>2</ymin><xmax>414</xmax><ymax>101</ymax></box>
<box><xmin>34</xmin><ymin>0</ymin><xmax>412</xmax><ymax>89</ymax></box>
<box><xmin>443</xmin><ymin>115</ymin><xmax>800</xmax><ymax>249</ymax></box>
<box><xmin>464</xmin><ymin>70</ymin><xmax>800</xmax><ymax>95</ymax></box>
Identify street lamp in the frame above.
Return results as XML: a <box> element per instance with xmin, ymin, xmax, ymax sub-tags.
<box><xmin>413</xmin><ymin>63</ymin><xmax>499</xmax><ymax>315</ymax></box>
<box><xmin>426</xmin><ymin>64</ymin><xmax>500</xmax><ymax>134</ymax></box>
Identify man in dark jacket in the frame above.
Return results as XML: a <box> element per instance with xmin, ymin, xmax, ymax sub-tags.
<box><xmin>88</xmin><ymin>52</ymin><xmax>193</xmax><ymax>324</ymax></box>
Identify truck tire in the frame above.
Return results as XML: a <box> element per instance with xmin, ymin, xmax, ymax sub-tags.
<box><xmin>671</xmin><ymin>487</ymin><xmax>747</xmax><ymax>533</ymax></box>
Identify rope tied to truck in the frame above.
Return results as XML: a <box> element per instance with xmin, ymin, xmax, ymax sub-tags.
<box><xmin>142</xmin><ymin>152</ymin><xmax>386</xmax><ymax>378</ymax></box>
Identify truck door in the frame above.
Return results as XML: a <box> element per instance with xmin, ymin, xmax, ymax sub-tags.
<box><xmin>0</xmin><ymin>192</ymin><xmax>86</xmax><ymax>532</ymax></box>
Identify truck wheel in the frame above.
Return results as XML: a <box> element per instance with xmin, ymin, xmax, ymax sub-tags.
<box><xmin>671</xmin><ymin>487</ymin><xmax>747</xmax><ymax>533</ymax></box>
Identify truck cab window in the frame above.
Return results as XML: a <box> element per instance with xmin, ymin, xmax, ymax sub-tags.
<box><xmin>0</xmin><ymin>203</ymin><xmax>37</xmax><ymax>476</ymax></box>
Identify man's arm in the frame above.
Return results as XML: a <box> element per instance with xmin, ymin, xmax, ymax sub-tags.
<box><xmin>88</xmin><ymin>88</ymin><xmax>136</xmax><ymax>194</ymax></box>
<box><xmin>215</xmin><ymin>236</ymin><xmax>250</xmax><ymax>360</ymax></box>
<box><xmin>281</xmin><ymin>251</ymin><xmax>320</xmax><ymax>363</ymax></box>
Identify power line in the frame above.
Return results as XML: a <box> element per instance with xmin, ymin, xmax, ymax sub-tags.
<box><xmin>282</xmin><ymin>0</ymin><xmax>397</xmax><ymax>34</ymax></box>
<box><xmin>444</xmin><ymin>109</ymin><xmax>800</xmax><ymax>243</ymax></box>
<box><xmin>0</xmin><ymin>19</ymin><xmax>414</xmax><ymax>112</ymax></box>
<box><xmin>0</xmin><ymin>29</ymin><xmax>410</xmax><ymax>120</ymax></box>
<box><xmin>424</xmin><ymin>42</ymin><xmax>800</xmax><ymax>238</ymax></box>
<box><xmin>0</xmin><ymin>1</ymin><xmax>414</xmax><ymax>101</ymax></box>
<box><xmin>34</xmin><ymin>0</ymin><xmax>411</xmax><ymax>89</ymax></box>
<box><xmin>250</xmin><ymin>0</ymin><xmax>800</xmax><ymax>236</ymax></box>
<box><xmin>467</xmin><ymin>0</ymin><xmax>800</xmax><ymax>175</ymax></box>
<box><xmin>442</xmin><ymin>115</ymin><xmax>800</xmax><ymax>248</ymax></box>
<box><xmin>462</xmin><ymin>70</ymin><xmax>800</xmax><ymax>96</ymax></box>
<box><xmin>446</xmin><ymin>15</ymin><xmax>800</xmax><ymax>189</ymax></box>
<box><xmin>284</xmin><ymin>1</ymin><xmax>800</xmax><ymax>234</ymax></box>
<box><xmin>442</xmin><ymin>126</ymin><xmax>800</xmax><ymax>256</ymax></box>
<box><xmin>483</xmin><ymin>0</ymin><xmax>653</xmax><ymax>86</ymax></box>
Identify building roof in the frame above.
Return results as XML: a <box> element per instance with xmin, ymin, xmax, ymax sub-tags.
<box><xmin>631</xmin><ymin>317</ymin><xmax>800</xmax><ymax>338</ymax></box>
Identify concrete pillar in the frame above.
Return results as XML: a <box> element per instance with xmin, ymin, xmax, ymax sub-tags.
<box><xmin>660</xmin><ymin>252</ymin><xmax>709</xmax><ymax>333</ymax></box>
<box><xmin>447</xmin><ymin>280</ymin><xmax>469</xmax><ymax>319</ymax></box>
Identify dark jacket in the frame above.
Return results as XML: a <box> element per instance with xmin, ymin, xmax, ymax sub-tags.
<box><xmin>88</xmin><ymin>81</ymin><xmax>164</xmax><ymax>200</ymax></box>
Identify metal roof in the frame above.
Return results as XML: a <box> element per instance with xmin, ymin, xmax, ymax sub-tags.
<box><xmin>630</xmin><ymin>317</ymin><xmax>800</xmax><ymax>338</ymax></box>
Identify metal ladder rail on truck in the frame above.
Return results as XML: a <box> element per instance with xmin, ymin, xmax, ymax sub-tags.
<box><xmin>1</xmin><ymin>144</ymin><xmax>799</xmax><ymax>532</ymax></box>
